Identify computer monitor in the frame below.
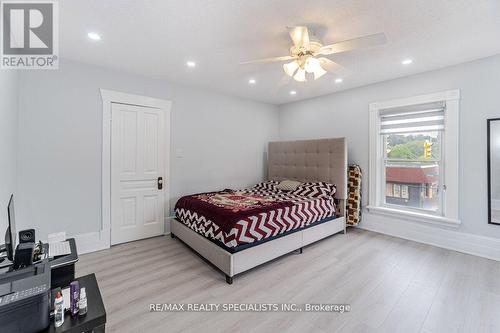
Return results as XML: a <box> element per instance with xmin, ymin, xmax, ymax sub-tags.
<box><xmin>5</xmin><ymin>194</ymin><xmax>16</xmax><ymax>261</ymax></box>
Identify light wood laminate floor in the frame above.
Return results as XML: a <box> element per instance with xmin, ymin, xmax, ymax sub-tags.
<box><xmin>76</xmin><ymin>228</ymin><xmax>500</xmax><ymax>333</ymax></box>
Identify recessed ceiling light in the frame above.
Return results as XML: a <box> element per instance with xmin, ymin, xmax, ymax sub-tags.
<box><xmin>87</xmin><ymin>32</ymin><xmax>101</xmax><ymax>40</ymax></box>
<box><xmin>335</xmin><ymin>78</ymin><xmax>343</xmax><ymax>84</ymax></box>
<box><xmin>248</xmin><ymin>79</ymin><xmax>256</xmax><ymax>85</ymax></box>
<box><xmin>290</xmin><ymin>90</ymin><xmax>297</xmax><ymax>95</ymax></box>
<box><xmin>186</xmin><ymin>61</ymin><xmax>196</xmax><ymax>68</ymax></box>
<box><xmin>402</xmin><ymin>59</ymin><xmax>413</xmax><ymax>65</ymax></box>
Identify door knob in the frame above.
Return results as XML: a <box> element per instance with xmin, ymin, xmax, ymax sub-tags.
<box><xmin>158</xmin><ymin>177</ymin><xmax>163</xmax><ymax>190</ymax></box>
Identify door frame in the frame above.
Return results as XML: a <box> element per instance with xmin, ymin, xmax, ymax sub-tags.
<box><xmin>100</xmin><ymin>89</ymin><xmax>171</xmax><ymax>249</ymax></box>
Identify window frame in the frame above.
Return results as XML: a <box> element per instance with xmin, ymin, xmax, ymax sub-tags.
<box><xmin>368</xmin><ymin>90</ymin><xmax>461</xmax><ymax>227</ymax></box>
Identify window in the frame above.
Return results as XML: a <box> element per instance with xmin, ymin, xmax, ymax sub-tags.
<box><xmin>379</xmin><ymin>104</ymin><xmax>444</xmax><ymax>214</ymax></box>
<box><xmin>368</xmin><ymin>90</ymin><xmax>460</xmax><ymax>226</ymax></box>
<box><xmin>382</xmin><ymin>127</ymin><xmax>442</xmax><ymax>213</ymax></box>
<box><xmin>393</xmin><ymin>184</ymin><xmax>401</xmax><ymax>198</ymax></box>
<box><xmin>401</xmin><ymin>185</ymin><xmax>409</xmax><ymax>199</ymax></box>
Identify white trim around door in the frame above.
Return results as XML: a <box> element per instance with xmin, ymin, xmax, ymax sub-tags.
<box><xmin>100</xmin><ymin>89</ymin><xmax>172</xmax><ymax>250</ymax></box>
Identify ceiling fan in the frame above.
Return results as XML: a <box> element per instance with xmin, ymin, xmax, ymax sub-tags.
<box><xmin>241</xmin><ymin>26</ymin><xmax>387</xmax><ymax>82</ymax></box>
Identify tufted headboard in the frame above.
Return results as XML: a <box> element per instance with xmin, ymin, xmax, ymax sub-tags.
<box><xmin>267</xmin><ymin>138</ymin><xmax>347</xmax><ymax>200</ymax></box>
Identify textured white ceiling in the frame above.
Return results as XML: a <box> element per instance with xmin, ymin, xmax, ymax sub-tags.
<box><xmin>59</xmin><ymin>0</ymin><xmax>500</xmax><ymax>105</ymax></box>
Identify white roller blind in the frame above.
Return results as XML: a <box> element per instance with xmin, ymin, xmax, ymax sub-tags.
<box><xmin>380</xmin><ymin>101</ymin><xmax>445</xmax><ymax>134</ymax></box>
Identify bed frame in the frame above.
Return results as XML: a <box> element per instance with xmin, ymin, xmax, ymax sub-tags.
<box><xmin>171</xmin><ymin>138</ymin><xmax>347</xmax><ymax>284</ymax></box>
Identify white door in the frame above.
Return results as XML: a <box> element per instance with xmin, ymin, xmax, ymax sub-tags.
<box><xmin>111</xmin><ymin>103</ymin><xmax>166</xmax><ymax>245</ymax></box>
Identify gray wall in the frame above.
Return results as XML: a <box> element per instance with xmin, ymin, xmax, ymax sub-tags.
<box><xmin>17</xmin><ymin>60</ymin><xmax>279</xmax><ymax>239</ymax></box>
<box><xmin>279</xmin><ymin>54</ymin><xmax>500</xmax><ymax>239</ymax></box>
<box><xmin>14</xmin><ymin>55</ymin><xmax>500</xmax><ymax>243</ymax></box>
<box><xmin>0</xmin><ymin>71</ymin><xmax>19</xmax><ymax>235</ymax></box>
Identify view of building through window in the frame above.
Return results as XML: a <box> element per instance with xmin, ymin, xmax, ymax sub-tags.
<box><xmin>383</xmin><ymin>132</ymin><xmax>441</xmax><ymax>212</ymax></box>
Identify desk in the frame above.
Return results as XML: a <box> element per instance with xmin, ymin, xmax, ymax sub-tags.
<box><xmin>42</xmin><ymin>274</ymin><xmax>106</xmax><ymax>333</ymax></box>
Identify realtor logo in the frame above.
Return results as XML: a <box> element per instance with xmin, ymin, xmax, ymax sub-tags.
<box><xmin>1</xmin><ymin>1</ymin><xmax>58</xmax><ymax>69</ymax></box>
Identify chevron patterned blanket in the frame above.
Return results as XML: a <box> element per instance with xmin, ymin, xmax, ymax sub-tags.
<box><xmin>175</xmin><ymin>189</ymin><xmax>295</xmax><ymax>234</ymax></box>
<box><xmin>175</xmin><ymin>182</ymin><xmax>336</xmax><ymax>248</ymax></box>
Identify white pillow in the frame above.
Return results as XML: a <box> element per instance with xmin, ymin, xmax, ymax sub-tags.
<box><xmin>275</xmin><ymin>180</ymin><xmax>302</xmax><ymax>191</ymax></box>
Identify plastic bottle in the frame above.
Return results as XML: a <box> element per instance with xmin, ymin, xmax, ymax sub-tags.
<box><xmin>79</xmin><ymin>287</ymin><xmax>88</xmax><ymax>316</ymax></box>
<box><xmin>70</xmin><ymin>280</ymin><xmax>80</xmax><ymax>317</ymax></box>
<box><xmin>54</xmin><ymin>291</ymin><xmax>64</xmax><ymax>327</ymax></box>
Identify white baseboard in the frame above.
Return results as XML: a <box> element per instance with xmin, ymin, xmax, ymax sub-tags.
<box><xmin>73</xmin><ymin>231</ymin><xmax>109</xmax><ymax>255</ymax></box>
<box><xmin>164</xmin><ymin>216</ymin><xmax>174</xmax><ymax>235</ymax></box>
<box><xmin>73</xmin><ymin>217</ymin><xmax>174</xmax><ymax>255</ymax></box>
<box><xmin>359</xmin><ymin>212</ymin><xmax>500</xmax><ymax>262</ymax></box>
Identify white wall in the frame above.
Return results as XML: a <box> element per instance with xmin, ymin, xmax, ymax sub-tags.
<box><xmin>17</xmin><ymin>60</ymin><xmax>279</xmax><ymax>241</ymax></box>
<box><xmin>0</xmin><ymin>71</ymin><xmax>19</xmax><ymax>235</ymax></box>
<box><xmin>279</xmin><ymin>55</ymin><xmax>500</xmax><ymax>256</ymax></box>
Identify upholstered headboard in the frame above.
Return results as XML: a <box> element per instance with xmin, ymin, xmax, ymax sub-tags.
<box><xmin>267</xmin><ymin>138</ymin><xmax>348</xmax><ymax>200</ymax></box>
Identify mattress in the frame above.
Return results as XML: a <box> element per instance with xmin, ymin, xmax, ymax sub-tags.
<box><xmin>175</xmin><ymin>182</ymin><xmax>337</xmax><ymax>250</ymax></box>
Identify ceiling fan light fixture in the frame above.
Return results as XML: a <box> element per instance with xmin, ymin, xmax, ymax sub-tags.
<box><xmin>304</xmin><ymin>57</ymin><xmax>321</xmax><ymax>73</ymax></box>
<box><xmin>293</xmin><ymin>68</ymin><xmax>306</xmax><ymax>82</ymax></box>
<box><xmin>240</xmin><ymin>27</ymin><xmax>386</xmax><ymax>84</ymax></box>
<box><xmin>283</xmin><ymin>61</ymin><xmax>299</xmax><ymax>77</ymax></box>
<box><xmin>313</xmin><ymin>66</ymin><xmax>327</xmax><ymax>80</ymax></box>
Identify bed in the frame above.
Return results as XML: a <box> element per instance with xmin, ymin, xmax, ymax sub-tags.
<box><xmin>171</xmin><ymin>138</ymin><xmax>347</xmax><ymax>284</ymax></box>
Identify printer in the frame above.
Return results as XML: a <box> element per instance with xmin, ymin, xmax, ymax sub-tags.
<box><xmin>0</xmin><ymin>260</ymin><xmax>51</xmax><ymax>333</ymax></box>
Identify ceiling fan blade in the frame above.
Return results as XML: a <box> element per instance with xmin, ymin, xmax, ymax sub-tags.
<box><xmin>240</xmin><ymin>55</ymin><xmax>294</xmax><ymax>65</ymax></box>
<box><xmin>317</xmin><ymin>33</ymin><xmax>387</xmax><ymax>55</ymax></box>
<box><xmin>318</xmin><ymin>57</ymin><xmax>350</xmax><ymax>77</ymax></box>
<box><xmin>287</xmin><ymin>26</ymin><xmax>310</xmax><ymax>47</ymax></box>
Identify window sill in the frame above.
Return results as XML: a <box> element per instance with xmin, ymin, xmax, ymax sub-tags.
<box><xmin>366</xmin><ymin>205</ymin><xmax>461</xmax><ymax>228</ymax></box>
